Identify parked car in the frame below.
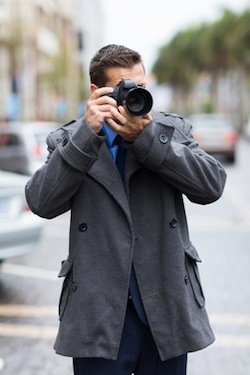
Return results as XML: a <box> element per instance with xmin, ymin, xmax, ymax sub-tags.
<box><xmin>0</xmin><ymin>121</ymin><xmax>59</xmax><ymax>175</ymax></box>
<box><xmin>189</xmin><ymin>113</ymin><xmax>239</xmax><ymax>163</ymax></box>
<box><xmin>0</xmin><ymin>170</ymin><xmax>44</xmax><ymax>261</ymax></box>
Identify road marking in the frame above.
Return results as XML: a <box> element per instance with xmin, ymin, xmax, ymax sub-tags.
<box><xmin>0</xmin><ymin>323</ymin><xmax>57</xmax><ymax>339</ymax></box>
<box><xmin>0</xmin><ymin>308</ymin><xmax>250</xmax><ymax>348</ymax></box>
<box><xmin>1</xmin><ymin>305</ymin><xmax>250</xmax><ymax>326</ymax></box>
<box><xmin>0</xmin><ymin>322</ymin><xmax>249</xmax><ymax>348</ymax></box>
<box><xmin>210</xmin><ymin>313</ymin><xmax>250</xmax><ymax>326</ymax></box>
<box><xmin>1</xmin><ymin>295</ymin><xmax>250</xmax><ymax>346</ymax></box>
<box><xmin>215</xmin><ymin>334</ymin><xmax>250</xmax><ymax>348</ymax></box>
<box><xmin>1</xmin><ymin>263</ymin><xmax>58</xmax><ymax>281</ymax></box>
<box><xmin>0</xmin><ymin>305</ymin><xmax>57</xmax><ymax>317</ymax></box>
<box><xmin>0</xmin><ymin>358</ymin><xmax>4</xmax><ymax>371</ymax></box>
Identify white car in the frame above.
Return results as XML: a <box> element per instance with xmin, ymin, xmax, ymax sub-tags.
<box><xmin>0</xmin><ymin>121</ymin><xmax>59</xmax><ymax>175</ymax></box>
<box><xmin>0</xmin><ymin>170</ymin><xmax>44</xmax><ymax>261</ymax></box>
<box><xmin>189</xmin><ymin>113</ymin><xmax>239</xmax><ymax>163</ymax></box>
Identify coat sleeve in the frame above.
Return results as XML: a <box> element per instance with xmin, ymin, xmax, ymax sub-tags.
<box><xmin>128</xmin><ymin>113</ymin><xmax>227</xmax><ymax>204</ymax></box>
<box><xmin>25</xmin><ymin>118</ymin><xmax>105</xmax><ymax>219</ymax></box>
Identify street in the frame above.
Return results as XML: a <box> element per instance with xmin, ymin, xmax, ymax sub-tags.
<box><xmin>0</xmin><ymin>139</ymin><xmax>250</xmax><ymax>375</ymax></box>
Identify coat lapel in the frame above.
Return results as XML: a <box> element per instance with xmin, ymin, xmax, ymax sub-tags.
<box><xmin>87</xmin><ymin>143</ymin><xmax>132</xmax><ymax>222</ymax></box>
<box><xmin>125</xmin><ymin>149</ymin><xmax>141</xmax><ymax>182</ymax></box>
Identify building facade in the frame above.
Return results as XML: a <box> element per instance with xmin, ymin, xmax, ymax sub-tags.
<box><xmin>0</xmin><ymin>0</ymin><xmax>103</xmax><ymax>121</ymax></box>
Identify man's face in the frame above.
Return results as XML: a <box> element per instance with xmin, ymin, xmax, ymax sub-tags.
<box><xmin>104</xmin><ymin>63</ymin><xmax>146</xmax><ymax>88</ymax></box>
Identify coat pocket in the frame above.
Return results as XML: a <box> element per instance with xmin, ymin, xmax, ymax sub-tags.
<box><xmin>184</xmin><ymin>243</ymin><xmax>205</xmax><ymax>307</ymax></box>
<box><xmin>58</xmin><ymin>258</ymin><xmax>73</xmax><ymax>320</ymax></box>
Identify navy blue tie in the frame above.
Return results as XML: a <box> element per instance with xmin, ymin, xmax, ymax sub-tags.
<box><xmin>114</xmin><ymin>135</ymin><xmax>148</xmax><ymax>326</ymax></box>
<box><xmin>113</xmin><ymin>135</ymin><xmax>126</xmax><ymax>178</ymax></box>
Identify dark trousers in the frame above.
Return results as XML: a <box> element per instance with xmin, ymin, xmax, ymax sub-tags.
<box><xmin>73</xmin><ymin>299</ymin><xmax>187</xmax><ymax>375</ymax></box>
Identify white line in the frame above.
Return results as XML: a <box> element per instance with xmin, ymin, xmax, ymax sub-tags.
<box><xmin>1</xmin><ymin>263</ymin><xmax>59</xmax><ymax>281</ymax></box>
<box><xmin>188</xmin><ymin>216</ymin><xmax>250</xmax><ymax>231</ymax></box>
<box><xmin>210</xmin><ymin>313</ymin><xmax>250</xmax><ymax>326</ymax></box>
<box><xmin>0</xmin><ymin>323</ymin><xmax>57</xmax><ymax>339</ymax></box>
<box><xmin>1</xmin><ymin>305</ymin><xmax>250</xmax><ymax>326</ymax></box>
<box><xmin>0</xmin><ymin>305</ymin><xmax>57</xmax><ymax>317</ymax></box>
<box><xmin>0</xmin><ymin>358</ymin><xmax>4</xmax><ymax>372</ymax></box>
<box><xmin>215</xmin><ymin>334</ymin><xmax>250</xmax><ymax>348</ymax></box>
<box><xmin>0</xmin><ymin>322</ymin><xmax>250</xmax><ymax>348</ymax></box>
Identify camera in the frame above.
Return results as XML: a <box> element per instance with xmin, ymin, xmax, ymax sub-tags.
<box><xmin>107</xmin><ymin>79</ymin><xmax>153</xmax><ymax>116</ymax></box>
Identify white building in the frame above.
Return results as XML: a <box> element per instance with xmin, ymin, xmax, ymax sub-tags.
<box><xmin>74</xmin><ymin>0</ymin><xmax>104</xmax><ymax>82</ymax></box>
<box><xmin>0</xmin><ymin>0</ymin><xmax>104</xmax><ymax>120</ymax></box>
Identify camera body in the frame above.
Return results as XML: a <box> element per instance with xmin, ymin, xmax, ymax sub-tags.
<box><xmin>108</xmin><ymin>79</ymin><xmax>153</xmax><ymax>116</ymax></box>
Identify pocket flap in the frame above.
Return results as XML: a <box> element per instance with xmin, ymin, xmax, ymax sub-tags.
<box><xmin>184</xmin><ymin>243</ymin><xmax>202</xmax><ymax>262</ymax></box>
<box><xmin>58</xmin><ymin>258</ymin><xmax>73</xmax><ymax>277</ymax></box>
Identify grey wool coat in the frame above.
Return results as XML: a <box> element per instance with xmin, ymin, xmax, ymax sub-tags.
<box><xmin>25</xmin><ymin>111</ymin><xmax>227</xmax><ymax>361</ymax></box>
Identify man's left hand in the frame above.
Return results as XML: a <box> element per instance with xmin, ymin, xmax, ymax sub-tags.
<box><xmin>106</xmin><ymin>105</ymin><xmax>152</xmax><ymax>142</ymax></box>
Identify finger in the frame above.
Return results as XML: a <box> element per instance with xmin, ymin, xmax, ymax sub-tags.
<box><xmin>106</xmin><ymin>118</ymin><xmax>124</xmax><ymax>133</ymax></box>
<box><xmin>110</xmin><ymin>108</ymin><xmax>127</xmax><ymax>125</ymax></box>
<box><xmin>88</xmin><ymin>97</ymin><xmax>117</xmax><ymax>109</ymax></box>
<box><xmin>143</xmin><ymin>113</ymin><xmax>153</xmax><ymax>122</ymax></box>
<box><xmin>91</xmin><ymin>86</ymin><xmax>114</xmax><ymax>99</ymax></box>
<box><xmin>118</xmin><ymin>105</ymin><xmax>141</xmax><ymax>122</ymax></box>
<box><xmin>97</xmin><ymin>104</ymin><xmax>117</xmax><ymax>113</ymax></box>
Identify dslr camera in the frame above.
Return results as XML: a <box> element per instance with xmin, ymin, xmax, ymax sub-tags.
<box><xmin>108</xmin><ymin>79</ymin><xmax>153</xmax><ymax>116</ymax></box>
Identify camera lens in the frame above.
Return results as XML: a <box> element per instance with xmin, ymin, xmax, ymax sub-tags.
<box><xmin>126</xmin><ymin>87</ymin><xmax>153</xmax><ymax>116</ymax></box>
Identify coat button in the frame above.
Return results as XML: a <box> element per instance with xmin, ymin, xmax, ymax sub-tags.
<box><xmin>184</xmin><ymin>275</ymin><xmax>189</xmax><ymax>285</ymax></box>
<box><xmin>169</xmin><ymin>218</ymin><xmax>178</xmax><ymax>228</ymax></box>
<box><xmin>79</xmin><ymin>223</ymin><xmax>88</xmax><ymax>232</ymax></box>
<box><xmin>71</xmin><ymin>282</ymin><xmax>77</xmax><ymax>292</ymax></box>
<box><xmin>159</xmin><ymin>134</ymin><xmax>168</xmax><ymax>144</ymax></box>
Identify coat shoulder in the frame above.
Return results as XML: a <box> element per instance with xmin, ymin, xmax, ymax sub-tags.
<box><xmin>153</xmin><ymin>111</ymin><xmax>192</xmax><ymax>136</ymax></box>
<box><xmin>46</xmin><ymin>118</ymin><xmax>80</xmax><ymax>147</ymax></box>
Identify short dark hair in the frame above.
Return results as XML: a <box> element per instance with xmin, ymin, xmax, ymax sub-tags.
<box><xmin>89</xmin><ymin>44</ymin><xmax>144</xmax><ymax>86</ymax></box>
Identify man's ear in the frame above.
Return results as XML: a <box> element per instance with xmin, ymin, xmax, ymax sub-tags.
<box><xmin>90</xmin><ymin>83</ymin><xmax>98</xmax><ymax>93</ymax></box>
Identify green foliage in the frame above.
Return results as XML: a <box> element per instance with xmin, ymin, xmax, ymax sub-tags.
<box><xmin>201</xmin><ymin>99</ymin><xmax>214</xmax><ymax>113</ymax></box>
<box><xmin>152</xmin><ymin>8</ymin><xmax>250</xmax><ymax>90</ymax></box>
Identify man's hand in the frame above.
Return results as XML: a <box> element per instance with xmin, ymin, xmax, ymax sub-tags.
<box><xmin>84</xmin><ymin>87</ymin><xmax>118</xmax><ymax>133</ymax></box>
<box><xmin>106</xmin><ymin>105</ymin><xmax>152</xmax><ymax>142</ymax></box>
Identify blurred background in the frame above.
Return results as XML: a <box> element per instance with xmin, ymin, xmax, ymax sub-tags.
<box><xmin>0</xmin><ymin>0</ymin><xmax>249</xmax><ymax>374</ymax></box>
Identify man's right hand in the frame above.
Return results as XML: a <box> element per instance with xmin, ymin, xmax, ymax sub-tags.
<box><xmin>84</xmin><ymin>87</ymin><xmax>118</xmax><ymax>133</ymax></box>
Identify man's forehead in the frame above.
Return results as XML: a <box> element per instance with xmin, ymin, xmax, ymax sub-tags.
<box><xmin>105</xmin><ymin>64</ymin><xmax>146</xmax><ymax>87</ymax></box>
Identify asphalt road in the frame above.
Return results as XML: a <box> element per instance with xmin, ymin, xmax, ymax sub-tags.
<box><xmin>0</xmin><ymin>139</ymin><xmax>249</xmax><ymax>375</ymax></box>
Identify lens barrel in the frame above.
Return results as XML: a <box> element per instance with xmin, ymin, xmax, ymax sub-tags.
<box><xmin>126</xmin><ymin>87</ymin><xmax>153</xmax><ymax>116</ymax></box>
<box><xmin>106</xmin><ymin>79</ymin><xmax>153</xmax><ymax>116</ymax></box>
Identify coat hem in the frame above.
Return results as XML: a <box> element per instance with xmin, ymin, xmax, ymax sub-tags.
<box><xmin>156</xmin><ymin>335</ymin><xmax>215</xmax><ymax>361</ymax></box>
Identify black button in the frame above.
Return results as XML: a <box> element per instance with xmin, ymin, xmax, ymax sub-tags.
<box><xmin>71</xmin><ymin>282</ymin><xmax>77</xmax><ymax>292</ymax></box>
<box><xmin>184</xmin><ymin>275</ymin><xmax>189</xmax><ymax>285</ymax></box>
<box><xmin>169</xmin><ymin>218</ymin><xmax>178</xmax><ymax>228</ymax></box>
<box><xmin>159</xmin><ymin>134</ymin><xmax>168</xmax><ymax>144</ymax></box>
<box><xmin>79</xmin><ymin>223</ymin><xmax>88</xmax><ymax>232</ymax></box>
<box><xmin>62</xmin><ymin>138</ymin><xmax>68</xmax><ymax>146</ymax></box>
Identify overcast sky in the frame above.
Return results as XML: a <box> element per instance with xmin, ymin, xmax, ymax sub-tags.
<box><xmin>99</xmin><ymin>0</ymin><xmax>249</xmax><ymax>71</ymax></box>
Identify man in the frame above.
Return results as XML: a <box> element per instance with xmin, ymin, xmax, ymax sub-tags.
<box><xmin>25</xmin><ymin>44</ymin><xmax>227</xmax><ymax>375</ymax></box>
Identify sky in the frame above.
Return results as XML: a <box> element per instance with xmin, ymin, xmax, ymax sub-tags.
<box><xmin>99</xmin><ymin>0</ymin><xmax>249</xmax><ymax>71</ymax></box>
